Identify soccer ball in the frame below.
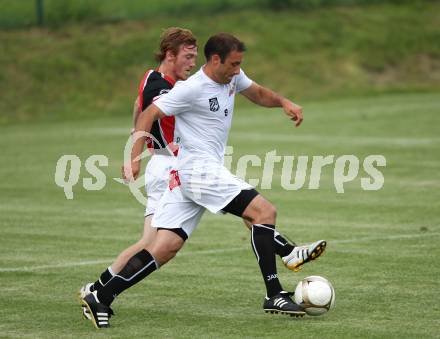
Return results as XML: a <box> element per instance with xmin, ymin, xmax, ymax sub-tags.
<box><xmin>294</xmin><ymin>275</ymin><xmax>335</xmax><ymax>316</ymax></box>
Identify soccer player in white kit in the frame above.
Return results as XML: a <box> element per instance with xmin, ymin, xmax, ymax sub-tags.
<box><xmin>80</xmin><ymin>29</ymin><xmax>311</xmax><ymax>306</ymax></box>
<box><xmin>82</xmin><ymin>33</ymin><xmax>326</xmax><ymax>328</ymax></box>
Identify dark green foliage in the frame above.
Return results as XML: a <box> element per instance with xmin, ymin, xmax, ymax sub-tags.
<box><xmin>0</xmin><ymin>0</ymin><xmax>434</xmax><ymax>28</ymax></box>
<box><xmin>0</xmin><ymin>1</ymin><xmax>439</xmax><ymax>124</ymax></box>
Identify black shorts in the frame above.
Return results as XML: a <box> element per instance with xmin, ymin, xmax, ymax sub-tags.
<box><xmin>221</xmin><ymin>188</ymin><xmax>259</xmax><ymax>217</ymax></box>
<box><xmin>157</xmin><ymin>227</ymin><xmax>188</xmax><ymax>241</ymax></box>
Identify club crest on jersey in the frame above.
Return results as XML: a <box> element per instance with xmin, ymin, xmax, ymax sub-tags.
<box><xmin>209</xmin><ymin>97</ymin><xmax>220</xmax><ymax>112</ymax></box>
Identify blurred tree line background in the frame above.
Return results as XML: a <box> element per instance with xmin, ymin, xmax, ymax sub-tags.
<box><xmin>0</xmin><ymin>0</ymin><xmax>426</xmax><ymax>28</ymax></box>
<box><xmin>0</xmin><ymin>0</ymin><xmax>438</xmax><ymax>123</ymax></box>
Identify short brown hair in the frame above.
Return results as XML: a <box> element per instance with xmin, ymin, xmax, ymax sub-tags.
<box><xmin>155</xmin><ymin>27</ymin><xmax>197</xmax><ymax>62</ymax></box>
<box><xmin>204</xmin><ymin>33</ymin><xmax>246</xmax><ymax>63</ymax></box>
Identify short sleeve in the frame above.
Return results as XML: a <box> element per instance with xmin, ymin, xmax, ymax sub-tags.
<box><xmin>235</xmin><ymin>68</ymin><xmax>253</xmax><ymax>93</ymax></box>
<box><xmin>154</xmin><ymin>81</ymin><xmax>194</xmax><ymax>116</ymax></box>
<box><xmin>141</xmin><ymin>81</ymin><xmax>167</xmax><ymax>111</ymax></box>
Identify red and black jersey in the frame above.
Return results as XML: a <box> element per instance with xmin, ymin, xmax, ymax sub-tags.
<box><xmin>138</xmin><ymin>69</ymin><xmax>176</xmax><ymax>153</ymax></box>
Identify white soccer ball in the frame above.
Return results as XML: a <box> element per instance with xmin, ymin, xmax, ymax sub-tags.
<box><xmin>294</xmin><ymin>275</ymin><xmax>335</xmax><ymax>316</ymax></box>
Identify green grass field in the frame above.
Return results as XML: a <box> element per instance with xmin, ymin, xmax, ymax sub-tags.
<box><xmin>0</xmin><ymin>91</ymin><xmax>439</xmax><ymax>338</ymax></box>
<box><xmin>1</xmin><ymin>1</ymin><xmax>439</xmax><ymax>337</ymax></box>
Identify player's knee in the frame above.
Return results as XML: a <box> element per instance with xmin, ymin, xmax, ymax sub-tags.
<box><xmin>255</xmin><ymin>201</ymin><xmax>277</xmax><ymax>224</ymax></box>
<box><xmin>163</xmin><ymin>246</ymin><xmax>180</xmax><ymax>263</ymax></box>
<box><xmin>264</xmin><ymin>203</ymin><xmax>277</xmax><ymax>221</ymax></box>
<box><xmin>148</xmin><ymin>239</ymin><xmax>183</xmax><ymax>265</ymax></box>
<box><xmin>149</xmin><ymin>247</ymin><xmax>171</xmax><ymax>265</ymax></box>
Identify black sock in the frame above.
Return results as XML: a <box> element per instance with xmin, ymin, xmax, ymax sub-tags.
<box><xmin>90</xmin><ymin>267</ymin><xmax>114</xmax><ymax>292</ymax></box>
<box><xmin>251</xmin><ymin>224</ymin><xmax>283</xmax><ymax>298</ymax></box>
<box><xmin>97</xmin><ymin>250</ymin><xmax>158</xmax><ymax>306</ymax></box>
<box><xmin>273</xmin><ymin>231</ymin><xmax>295</xmax><ymax>258</ymax></box>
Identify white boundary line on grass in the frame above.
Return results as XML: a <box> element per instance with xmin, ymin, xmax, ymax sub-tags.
<box><xmin>0</xmin><ymin>232</ymin><xmax>438</xmax><ymax>273</ymax></box>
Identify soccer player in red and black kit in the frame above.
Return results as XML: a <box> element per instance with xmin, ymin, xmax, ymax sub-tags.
<box><xmin>78</xmin><ymin>27</ymin><xmax>198</xmax><ymax>322</ymax></box>
<box><xmin>80</xmin><ymin>28</ymin><xmax>323</xmax><ymax>328</ymax></box>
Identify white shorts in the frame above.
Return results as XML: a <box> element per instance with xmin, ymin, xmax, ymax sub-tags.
<box><xmin>144</xmin><ymin>154</ymin><xmax>177</xmax><ymax>216</ymax></box>
<box><xmin>152</xmin><ymin>163</ymin><xmax>252</xmax><ymax>237</ymax></box>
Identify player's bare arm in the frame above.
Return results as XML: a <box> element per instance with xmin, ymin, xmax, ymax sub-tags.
<box><xmin>132</xmin><ymin>96</ymin><xmax>141</xmax><ymax>126</ymax></box>
<box><xmin>123</xmin><ymin>104</ymin><xmax>166</xmax><ymax>180</ymax></box>
<box><xmin>241</xmin><ymin>82</ymin><xmax>303</xmax><ymax>127</ymax></box>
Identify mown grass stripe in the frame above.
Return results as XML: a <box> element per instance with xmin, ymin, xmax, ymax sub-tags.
<box><xmin>1</xmin><ymin>232</ymin><xmax>437</xmax><ymax>273</ymax></box>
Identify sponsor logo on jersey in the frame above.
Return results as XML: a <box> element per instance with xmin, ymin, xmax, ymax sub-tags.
<box><xmin>209</xmin><ymin>97</ymin><xmax>220</xmax><ymax>112</ymax></box>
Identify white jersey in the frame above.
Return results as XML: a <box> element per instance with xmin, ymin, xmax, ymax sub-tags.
<box><xmin>154</xmin><ymin>67</ymin><xmax>252</xmax><ymax>169</ymax></box>
<box><xmin>151</xmin><ymin>67</ymin><xmax>254</xmax><ymax>236</ymax></box>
